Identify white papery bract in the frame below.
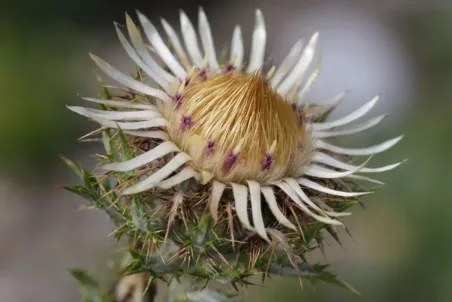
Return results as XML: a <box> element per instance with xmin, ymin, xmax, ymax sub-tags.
<box><xmin>68</xmin><ymin>9</ymin><xmax>403</xmax><ymax>240</ymax></box>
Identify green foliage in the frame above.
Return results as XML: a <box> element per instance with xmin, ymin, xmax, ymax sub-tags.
<box><xmin>60</xmin><ymin>156</ymin><xmax>127</xmax><ymax>227</ymax></box>
<box><xmin>302</xmin><ymin>264</ymin><xmax>359</xmax><ymax>295</ymax></box>
<box><xmin>70</xmin><ymin>269</ymin><xmax>113</xmax><ymax>302</ymax></box>
<box><xmin>62</xmin><ymin>149</ymin><xmax>359</xmax><ymax>300</ymax></box>
<box><xmin>63</xmin><ymin>146</ymin><xmax>361</xmax><ymax>299</ymax></box>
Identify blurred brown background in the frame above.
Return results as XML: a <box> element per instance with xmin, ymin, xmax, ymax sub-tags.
<box><xmin>1</xmin><ymin>0</ymin><xmax>451</xmax><ymax>301</ymax></box>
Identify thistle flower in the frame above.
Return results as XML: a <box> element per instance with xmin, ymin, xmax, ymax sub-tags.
<box><xmin>67</xmin><ymin>9</ymin><xmax>405</xmax><ymax>297</ymax></box>
<box><xmin>69</xmin><ymin>8</ymin><xmax>403</xmax><ymax>241</ymax></box>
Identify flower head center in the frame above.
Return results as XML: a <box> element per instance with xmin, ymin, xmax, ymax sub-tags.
<box><xmin>165</xmin><ymin>72</ymin><xmax>309</xmax><ymax>183</ymax></box>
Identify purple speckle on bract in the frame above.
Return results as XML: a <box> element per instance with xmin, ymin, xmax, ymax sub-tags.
<box><xmin>180</xmin><ymin>115</ymin><xmax>195</xmax><ymax>130</ymax></box>
<box><xmin>199</xmin><ymin>69</ymin><xmax>208</xmax><ymax>80</ymax></box>
<box><xmin>289</xmin><ymin>153</ymin><xmax>295</xmax><ymax>165</ymax></box>
<box><xmin>171</xmin><ymin>93</ymin><xmax>183</xmax><ymax>108</ymax></box>
<box><xmin>261</xmin><ymin>153</ymin><xmax>274</xmax><ymax>170</ymax></box>
<box><xmin>295</xmin><ymin>111</ymin><xmax>303</xmax><ymax>126</ymax></box>
<box><xmin>204</xmin><ymin>140</ymin><xmax>215</xmax><ymax>156</ymax></box>
<box><xmin>223</xmin><ymin>149</ymin><xmax>238</xmax><ymax>171</ymax></box>
<box><xmin>224</xmin><ymin>64</ymin><xmax>234</xmax><ymax>73</ymax></box>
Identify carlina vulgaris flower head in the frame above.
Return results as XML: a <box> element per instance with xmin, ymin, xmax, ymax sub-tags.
<box><xmin>68</xmin><ymin>7</ymin><xmax>405</xmax><ymax>292</ymax></box>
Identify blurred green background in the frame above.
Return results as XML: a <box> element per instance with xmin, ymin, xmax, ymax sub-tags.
<box><xmin>1</xmin><ymin>0</ymin><xmax>451</xmax><ymax>301</ymax></box>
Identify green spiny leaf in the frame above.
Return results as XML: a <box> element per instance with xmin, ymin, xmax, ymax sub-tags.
<box><xmin>193</xmin><ymin>215</ymin><xmax>214</xmax><ymax>246</ymax></box>
<box><xmin>324</xmin><ymin>225</ymin><xmax>342</xmax><ymax>246</ymax></box>
<box><xmin>116</xmin><ymin>127</ymin><xmax>135</xmax><ymax>160</ymax></box>
<box><xmin>303</xmin><ymin>221</ymin><xmax>325</xmax><ymax>244</ymax></box>
<box><xmin>131</xmin><ymin>196</ymin><xmax>150</xmax><ymax>232</ymax></box>
<box><xmin>70</xmin><ymin>269</ymin><xmax>111</xmax><ymax>302</ymax></box>
<box><xmin>329</xmin><ymin>199</ymin><xmax>359</xmax><ymax>213</ymax></box>
<box><xmin>63</xmin><ymin>184</ymin><xmax>98</xmax><ymax>206</ymax></box>
<box><xmin>61</xmin><ymin>157</ymin><xmax>126</xmax><ymax>226</ymax></box>
<box><xmin>303</xmin><ymin>264</ymin><xmax>360</xmax><ymax>295</ymax></box>
<box><xmin>60</xmin><ymin>155</ymin><xmax>84</xmax><ymax>179</ymax></box>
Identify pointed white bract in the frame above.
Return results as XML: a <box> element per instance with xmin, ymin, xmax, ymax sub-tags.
<box><xmin>210</xmin><ymin>181</ymin><xmax>226</xmax><ymax>222</ymax></box>
<box><xmin>95</xmin><ymin>117</ymin><xmax>167</xmax><ymax>130</ymax></box>
<box><xmin>270</xmin><ymin>39</ymin><xmax>304</xmax><ymax>88</ymax></box>
<box><xmin>124</xmin><ymin>15</ymin><xmax>175</xmax><ymax>85</ymax></box>
<box><xmin>304</xmin><ymin>155</ymin><xmax>373</xmax><ymax>179</ymax></box>
<box><xmin>313</xmin><ymin>115</ymin><xmax>387</xmax><ymax>138</ymax></box>
<box><xmin>296</xmin><ymin>57</ymin><xmax>321</xmax><ymax>104</ymax></box>
<box><xmin>122</xmin><ymin>152</ymin><xmax>191</xmax><ymax>194</ymax></box>
<box><xmin>157</xmin><ymin>166</ymin><xmax>198</xmax><ymax>189</ymax></box>
<box><xmin>115</xmin><ymin>23</ymin><xmax>170</xmax><ymax>90</ymax></box>
<box><xmin>67</xmin><ymin>106</ymin><xmax>167</xmax><ymax>129</ymax></box>
<box><xmin>90</xmin><ymin>54</ymin><xmax>171</xmax><ymax>102</ymax></box>
<box><xmin>180</xmin><ymin>11</ymin><xmax>204</xmax><ymax>68</ymax></box>
<box><xmin>82</xmin><ymin>98</ymin><xmax>157</xmax><ymax>110</ymax></box>
<box><xmin>232</xmin><ymin>183</ymin><xmax>254</xmax><ymax>231</ymax></box>
<box><xmin>315</xmin><ymin>135</ymin><xmax>403</xmax><ymax>156</ymax></box>
<box><xmin>103</xmin><ymin>141</ymin><xmax>179</xmax><ymax>172</ymax></box>
<box><xmin>70</xmin><ymin>10</ymin><xmax>403</xmax><ymax>240</ymax></box>
<box><xmin>137</xmin><ymin>11</ymin><xmax>187</xmax><ymax>80</ymax></box>
<box><xmin>248</xmin><ymin>181</ymin><xmax>269</xmax><ymax>241</ymax></box>
<box><xmin>247</xmin><ymin>10</ymin><xmax>266</xmax><ymax>72</ymax></box>
<box><xmin>261</xmin><ymin>187</ymin><xmax>297</xmax><ymax>231</ymax></box>
<box><xmin>312</xmin><ymin>152</ymin><xmax>404</xmax><ymax>173</ymax></box>
<box><xmin>124</xmin><ymin>130</ymin><xmax>169</xmax><ymax>140</ymax></box>
<box><xmin>285</xmin><ymin>178</ymin><xmax>350</xmax><ymax>217</ymax></box>
<box><xmin>230</xmin><ymin>26</ymin><xmax>244</xmax><ymax>68</ymax></box>
<box><xmin>306</xmin><ymin>165</ymin><xmax>385</xmax><ymax>185</ymax></box>
<box><xmin>346</xmin><ymin>174</ymin><xmax>385</xmax><ymax>185</ymax></box>
<box><xmin>311</xmin><ymin>95</ymin><xmax>380</xmax><ymax>131</ymax></box>
<box><xmin>275</xmin><ymin>181</ymin><xmax>342</xmax><ymax>225</ymax></box>
<box><xmin>277</xmin><ymin>32</ymin><xmax>318</xmax><ymax>95</ymax></box>
<box><xmin>198</xmin><ymin>8</ymin><xmax>219</xmax><ymax>71</ymax></box>
<box><xmin>69</xmin><ymin>106</ymin><xmax>161</xmax><ymax>121</ymax></box>
<box><xmin>298</xmin><ymin>177</ymin><xmax>370</xmax><ymax>197</ymax></box>
<box><xmin>161</xmin><ymin>18</ymin><xmax>191</xmax><ymax>70</ymax></box>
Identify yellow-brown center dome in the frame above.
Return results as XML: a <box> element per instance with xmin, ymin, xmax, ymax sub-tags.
<box><xmin>164</xmin><ymin>72</ymin><xmax>310</xmax><ymax>183</ymax></box>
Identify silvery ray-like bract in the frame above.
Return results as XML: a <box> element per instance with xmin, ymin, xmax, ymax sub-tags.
<box><xmin>68</xmin><ymin>8</ymin><xmax>404</xmax><ymax>243</ymax></box>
